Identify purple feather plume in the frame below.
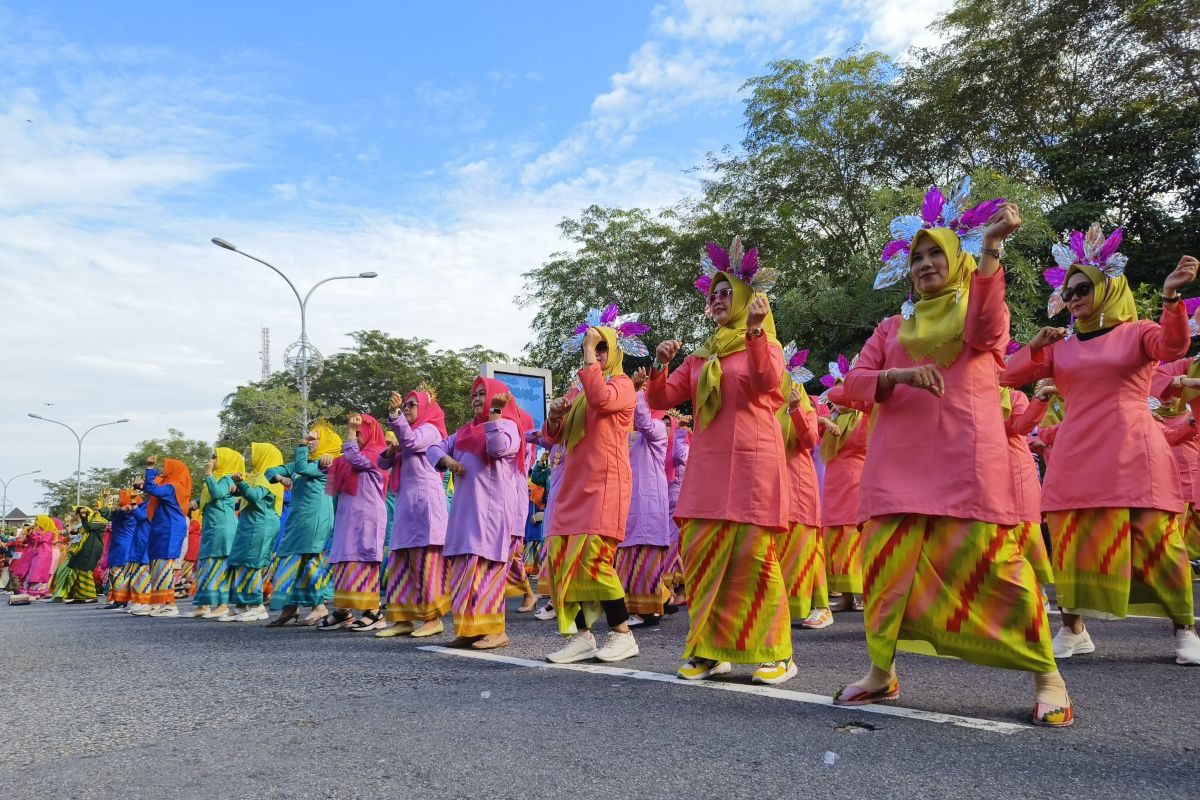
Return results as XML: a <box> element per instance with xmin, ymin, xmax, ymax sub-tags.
<box><xmin>741</xmin><ymin>247</ymin><xmax>759</xmax><ymax>280</ymax></box>
<box><xmin>1006</xmin><ymin>340</ymin><xmax>1021</xmax><ymax>356</ymax></box>
<box><xmin>1069</xmin><ymin>231</ymin><xmax>1088</xmax><ymax>263</ymax></box>
<box><xmin>920</xmin><ymin>186</ymin><xmax>946</xmax><ymax>226</ymax></box>
<box><xmin>1043</xmin><ymin>267</ymin><xmax>1066</xmax><ymax>289</ymax></box>
<box><xmin>1097</xmin><ymin>227</ymin><xmax>1123</xmax><ymax>263</ymax></box>
<box><xmin>956</xmin><ymin>197</ymin><xmax>1004</xmax><ymax>230</ymax></box>
<box><xmin>881</xmin><ymin>239</ymin><xmax>908</xmax><ymax>263</ymax></box>
<box><xmin>618</xmin><ymin>321</ymin><xmax>650</xmax><ymax>337</ymax></box>
<box><xmin>705</xmin><ymin>242</ymin><xmax>730</xmax><ymax>272</ymax></box>
<box><xmin>573</xmin><ymin>323</ymin><xmax>589</xmax><ymax>335</ymax></box>
<box><xmin>600</xmin><ymin>304</ymin><xmax>619</xmax><ymax>326</ymax></box>
<box><xmin>819</xmin><ymin>375</ymin><xmax>836</xmax><ymax>389</ymax></box>
<box><xmin>694</xmin><ymin>275</ymin><xmax>712</xmax><ymax>296</ymax></box>
<box><xmin>789</xmin><ymin>348</ymin><xmax>809</xmax><ymax>368</ymax></box>
<box><xmin>1184</xmin><ymin>297</ymin><xmax>1200</xmax><ymax>316</ymax></box>
<box><xmin>836</xmin><ymin>354</ymin><xmax>851</xmax><ymax>374</ymax></box>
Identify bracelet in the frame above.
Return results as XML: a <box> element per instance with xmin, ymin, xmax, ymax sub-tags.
<box><xmin>746</xmin><ymin>327</ymin><xmax>764</xmax><ymax>339</ymax></box>
<box><xmin>981</xmin><ymin>247</ymin><xmax>1002</xmax><ymax>260</ymax></box>
<box><xmin>651</xmin><ymin>360</ymin><xmax>664</xmax><ymax>371</ymax></box>
<box><xmin>1164</xmin><ymin>294</ymin><xmax>1181</xmax><ymax>303</ymax></box>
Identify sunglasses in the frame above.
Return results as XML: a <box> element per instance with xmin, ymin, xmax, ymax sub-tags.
<box><xmin>707</xmin><ymin>286</ymin><xmax>733</xmax><ymax>305</ymax></box>
<box><xmin>1061</xmin><ymin>283</ymin><xmax>1094</xmax><ymax>303</ymax></box>
<box><xmin>402</xmin><ymin>400</ymin><xmax>418</xmax><ymax>410</ymax></box>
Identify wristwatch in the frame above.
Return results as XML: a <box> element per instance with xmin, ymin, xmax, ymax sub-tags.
<box><xmin>746</xmin><ymin>327</ymin><xmax>765</xmax><ymax>339</ymax></box>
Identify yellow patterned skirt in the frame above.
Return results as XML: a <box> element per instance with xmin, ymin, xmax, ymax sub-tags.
<box><xmin>678</xmin><ymin>519</ymin><xmax>791</xmax><ymax>664</ymax></box>
<box><xmin>1183</xmin><ymin>504</ymin><xmax>1200</xmax><ymax>561</ymax></box>
<box><xmin>1009</xmin><ymin>521</ymin><xmax>1054</xmax><ymax>585</ymax></box>
<box><xmin>824</xmin><ymin>524</ymin><xmax>864</xmax><ymax>595</ymax></box>
<box><xmin>862</xmin><ymin>514</ymin><xmax>1055</xmax><ymax>674</ymax></box>
<box><xmin>1046</xmin><ymin>508</ymin><xmax>1194</xmax><ymax>626</ymax></box>
<box><xmin>777</xmin><ymin>523</ymin><xmax>829</xmax><ymax>618</ymax></box>
<box><xmin>546</xmin><ymin>534</ymin><xmax>625</xmax><ymax>636</ymax></box>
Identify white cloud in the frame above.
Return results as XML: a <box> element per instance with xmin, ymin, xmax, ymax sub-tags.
<box><xmin>849</xmin><ymin>0</ymin><xmax>955</xmax><ymax>54</ymax></box>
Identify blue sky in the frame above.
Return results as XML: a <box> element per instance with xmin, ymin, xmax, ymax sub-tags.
<box><xmin>0</xmin><ymin>0</ymin><xmax>950</xmax><ymax>513</ymax></box>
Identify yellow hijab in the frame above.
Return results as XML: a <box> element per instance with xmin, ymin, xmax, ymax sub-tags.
<box><xmin>999</xmin><ymin>386</ymin><xmax>1013</xmax><ymax>419</ymax></box>
<box><xmin>898</xmin><ymin>228</ymin><xmax>976</xmax><ymax>367</ymax></box>
<box><xmin>776</xmin><ymin>373</ymin><xmax>815</xmax><ymax>453</ymax></box>
<box><xmin>1065</xmin><ymin>263</ymin><xmax>1137</xmax><ymax>334</ymax></box>
<box><xmin>309</xmin><ymin>423</ymin><xmax>343</xmax><ymax>461</ymax></box>
<box><xmin>35</xmin><ymin>515</ymin><xmax>56</xmax><ymax>535</ymax></box>
<box><xmin>249</xmin><ymin>442</ymin><xmax>286</xmax><ymax>515</ymax></box>
<box><xmin>818</xmin><ymin>405</ymin><xmax>865</xmax><ymax>463</ymax></box>
<box><xmin>562</xmin><ymin>326</ymin><xmax>625</xmax><ymax>452</ymax></box>
<box><xmin>693</xmin><ymin>272</ymin><xmax>781</xmax><ymax>431</ymax></box>
<box><xmin>200</xmin><ymin>447</ymin><xmax>246</xmax><ymax>509</ymax></box>
<box><xmin>1041</xmin><ymin>396</ymin><xmax>1065</xmax><ymax>427</ymax></box>
<box><xmin>1184</xmin><ymin>360</ymin><xmax>1200</xmax><ymax>403</ymax></box>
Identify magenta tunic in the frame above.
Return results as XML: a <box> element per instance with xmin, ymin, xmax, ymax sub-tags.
<box><xmin>428</xmin><ymin>419</ymin><xmax>523</xmax><ymax>563</ymax></box>
<box><xmin>21</xmin><ymin>531</ymin><xmax>54</xmax><ymax>584</ymax></box>
<box><xmin>1001</xmin><ymin>303</ymin><xmax>1190</xmax><ymax>514</ymax></box>
<box><xmin>842</xmin><ymin>270</ymin><xmax>1018</xmax><ymax>525</ymax></box>
<box><xmin>324</xmin><ymin>441</ymin><xmax>388</xmax><ymax>563</ymax></box>
<box><xmin>379</xmin><ymin>417</ymin><xmax>449</xmax><ymax>550</ymax></box>
<box><xmin>622</xmin><ymin>392</ymin><xmax>671</xmax><ymax>548</ymax></box>
<box><xmin>1004</xmin><ymin>390</ymin><xmax>1048</xmax><ymax>524</ymax></box>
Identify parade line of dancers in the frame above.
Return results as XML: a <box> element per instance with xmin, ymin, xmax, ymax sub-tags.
<box><xmin>6</xmin><ymin>178</ymin><xmax>1200</xmax><ymax>730</ymax></box>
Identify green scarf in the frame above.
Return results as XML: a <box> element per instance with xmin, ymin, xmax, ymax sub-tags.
<box><xmin>776</xmin><ymin>373</ymin><xmax>814</xmax><ymax>453</ymax></box>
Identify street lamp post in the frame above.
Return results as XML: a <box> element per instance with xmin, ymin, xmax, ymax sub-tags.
<box><xmin>211</xmin><ymin>237</ymin><xmax>378</xmax><ymax>432</ymax></box>
<box><xmin>0</xmin><ymin>469</ymin><xmax>41</xmax><ymax>532</ymax></box>
<box><xmin>27</xmin><ymin>415</ymin><xmax>129</xmax><ymax>506</ymax></box>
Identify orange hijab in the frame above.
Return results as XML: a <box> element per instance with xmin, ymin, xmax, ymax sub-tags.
<box><xmin>147</xmin><ymin>458</ymin><xmax>192</xmax><ymax>520</ymax></box>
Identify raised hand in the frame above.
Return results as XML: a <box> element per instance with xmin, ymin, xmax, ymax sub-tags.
<box><xmin>654</xmin><ymin>339</ymin><xmax>682</xmax><ymax>366</ymax></box>
<box><xmin>317</xmin><ymin>454</ymin><xmax>334</xmax><ymax>469</ymax></box>
<box><xmin>818</xmin><ymin>416</ymin><xmax>840</xmax><ymax>436</ymax></box>
<box><xmin>984</xmin><ymin>203</ymin><xmax>1022</xmax><ymax>245</ymax></box>
<box><xmin>1029</xmin><ymin>326</ymin><xmax>1069</xmax><ymax>352</ymax></box>
<box><xmin>490</xmin><ymin>392</ymin><xmax>510</xmax><ymax>413</ymax></box>
<box><xmin>547</xmin><ymin>396</ymin><xmax>569</xmax><ymax>423</ymax></box>
<box><xmin>787</xmin><ymin>385</ymin><xmax>802</xmax><ymax>411</ymax></box>
<box><xmin>1163</xmin><ymin>255</ymin><xmax>1199</xmax><ymax>297</ymax></box>
<box><xmin>389</xmin><ymin>391</ymin><xmax>404</xmax><ymax>414</ymax></box>
<box><xmin>746</xmin><ymin>294</ymin><xmax>770</xmax><ymax>330</ymax></box>
<box><xmin>631</xmin><ymin>367</ymin><xmax>648</xmax><ymax>392</ymax></box>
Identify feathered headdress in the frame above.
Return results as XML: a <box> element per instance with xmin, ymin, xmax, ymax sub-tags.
<box><xmin>876</xmin><ymin>176</ymin><xmax>1005</xmax><ymax>296</ymax></box>
<box><xmin>1185</xmin><ymin>297</ymin><xmax>1200</xmax><ymax>337</ymax></box>
<box><xmin>695</xmin><ymin>236</ymin><xmax>779</xmax><ymax>297</ymax></box>
<box><xmin>819</xmin><ymin>354</ymin><xmax>853</xmax><ymax>390</ymax></box>
<box><xmin>415</xmin><ymin>381</ymin><xmax>439</xmax><ymax>404</ymax></box>
<box><xmin>782</xmin><ymin>342</ymin><xmax>813</xmax><ymax>384</ymax></box>
<box><xmin>1045</xmin><ymin>223</ymin><xmax>1128</xmax><ymax>317</ymax></box>
<box><xmin>1005</xmin><ymin>340</ymin><xmax>1022</xmax><ymax>358</ymax></box>
<box><xmin>560</xmin><ymin>304</ymin><xmax>650</xmax><ymax>358</ymax></box>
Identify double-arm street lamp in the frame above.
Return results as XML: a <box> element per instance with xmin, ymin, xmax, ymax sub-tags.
<box><xmin>27</xmin><ymin>415</ymin><xmax>129</xmax><ymax>506</ymax></box>
<box><xmin>0</xmin><ymin>469</ymin><xmax>41</xmax><ymax>531</ymax></box>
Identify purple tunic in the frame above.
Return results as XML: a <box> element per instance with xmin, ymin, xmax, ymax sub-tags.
<box><xmin>324</xmin><ymin>441</ymin><xmax>388</xmax><ymax>564</ymax></box>
<box><xmin>527</xmin><ymin>431</ymin><xmax>567</xmax><ymax>535</ymax></box>
<box><xmin>379</xmin><ymin>416</ymin><xmax>449</xmax><ymax>550</ymax></box>
<box><xmin>621</xmin><ymin>392</ymin><xmax>671</xmax><ymax>548</ymax></box>
<box><xmin>428</xmin><ymin>419</ymin><xmax>523</xmax><ymax>563</ymax></box>
<box><xmin>668</xmin><ymin>428</ymin><xmax>689</xmax><ymax>542</ymax></box>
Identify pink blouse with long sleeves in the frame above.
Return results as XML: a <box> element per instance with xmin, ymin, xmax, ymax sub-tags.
<box><xmin>819</xmin><ymin>386</ymin><xmax>871</xmax><ymax>529</ymax></box>
<box><xmin>1150</xmin><ymin>357</ymin><xmax>1200</xmax><ymax>503</ymax></box>
<box><xmin>1004</xmin><ymin>390</ymin><xmax>1047</xmax><ymax>524</ymax></box>
<box><xmin>783</xmin><ymin>402</ymin><xmax>821</xmax><ymax>527</ymax></box>
<box><xmin>646</xmin><ymin>333</ymin><xmax>790</xmax><ymax>531</ymax></box>
<box><xmin>1000</xmin><ymin>302</ymin><xmax>1190</xmax><ymax>513</ymax></box>
<box><xmin>841</xmin><ymin>270</ymin><xmax>1018</xmax><ymax>525</ymax></box>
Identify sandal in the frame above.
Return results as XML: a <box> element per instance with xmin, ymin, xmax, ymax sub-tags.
<box><xmin>1032</xmin><ymin>699</ymin><xmax>1075</xmax><ymax>728</ymax></box>
<box><xmin>316</xmin><ymin>610</ymin><xmax>353</xmax><ymax>631</ymax></box>
<box><xmin>349</xmin><ymin>610</ymin><xmax>385</xmax><ymax>631</ymax></box>
<box><xmin>266</xmin><ymin>609</ymin><xmax>299</xmax><ymax>627</ymax></box>
<box><xmin>832</xmin><ymin>678</ymin><xmax>900</xmax><ymax>706</ymax></box>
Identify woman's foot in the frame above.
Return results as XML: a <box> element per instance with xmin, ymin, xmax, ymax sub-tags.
<box><xmin>1032</xmin><ymin>672</ymin><xmax>1074</xmax><ymax>727</ymax></box>
<box><xmin>832</xmin><ymin>665</ymin><xmax>899</xmax><ymax>706</ymax></box>
<box><xmin>471</xmin><ymin>632</ymin><xmax>509</xmax><ymax>650</ymax></box>
<box><xmin>547</xmin><ymin>631</ymin><xmax>598</xmax><ymax>663</ymax></box>
<box><xmin>411</xmin><ymin>619</ymin><xmax>445</xmax><ymax>638</ymax></box>
<box><xmin>375</xmin><ymin>621</ymin><xmax>414</xmax><ymax>638</ymax></box>
<box><xmin>187</xmin><ymin>605</ymin><xmax>210</xmax><ymax>618</ymax></box>
<box><xmin>316</xmin><ymin>610</ymin><xmax>354</xmax><ymax>631</ymax></box>
<box><xmin>299</xmin><ymin>605</ymin><xmax>327</xmax><ymax>626</ymax></box>
<box><xmin>202</xmin><ymin>604</ymin><xmax>229</xmax><ymax>619</ymax></box>
<box><xmin>532</xmin><ymin>603</ymin><xmax>556</xmax><ymax>621</ymax></box>
<box><xmin>1174</xmin><ymin>628</ymin><xmax>1200</xmax><ymax>665</ymax></box>
<box><xmin>517</xmin><ymin>594</ymin><xmax>538</xmax><ymax>613</ymax></box>
<box><xmin>218</xmin><ymin>606</ymin><xmax>246</xmax><ymax>622</ymax></box>
<box><xmin>753</xmin><ymin>658</ymin><xmax>797</xmax><ymax>685</ymax></box>
<box><xmin>447</xmin><ymin>634</ymin><xmax>482</xmax><ymax>648</ymax></box>
<box><xmin>235</xmin><ymin>605</ymin><xmax>269</xmax><ymax>622</ymax></box>
<box><xmin>349</xmin><ymin>610</ymin><xmax>386</xmax><ymax>631</ymax></box>
<box><xmin>267</xmin><ymin>606</ymin><xmax>300</xmax><ymax>627</ymax></box>
<box><xmin>800</xmin><ymin>608</ymin><xmax>834</xmax><ymax>629</ymax></box>
<box><xmin>1051</xmin><ymin>626</ymin><xmax>1095</xmax><ymax>658</ymax></box>
<box><xmin>677</xmin><ymin>657</ymin><xmax>731</xmax><ymax>681</ymax></box>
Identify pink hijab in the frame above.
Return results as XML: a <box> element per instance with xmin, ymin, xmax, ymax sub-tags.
<box><xmin>326</xmin><ymin>414</ymin><xmax>387</xmax><ymax>497</ymax></box>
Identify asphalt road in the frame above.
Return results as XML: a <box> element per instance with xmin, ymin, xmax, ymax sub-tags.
<box><xmin>2</xmin><ymin>589</ymin><xmax>1198</xmax><ymax>800</ymax></box>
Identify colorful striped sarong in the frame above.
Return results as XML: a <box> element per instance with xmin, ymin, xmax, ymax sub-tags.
<box><xmin>1009</xmin><ymin>521</ymin><xmax>1054</xmax><ymax>585</ymax></box>
<box><xmin>862</xmin><ymin>514</ymin><xmax>1055</xmax><ymax>673</ymax></box>
<box><xmin>824</xmin><ymin>524</ymin><xmax>864</xmax><ymax>595</ymax></box>
<box><xmin>535</xmin><ymin>545</ymin><xmax>553</xmax><ymax>598</ymax></box>
<box><xmin>778</xmin><ymin>523</ymin><xmax>829</xmax><ymax>619</ymax></box>
<box><xmin>331</xmin><ymin>561</ymin><xmax>381</xmax><ymax>611</ymax></box>
<box><xmin>613</xmin><ymin>544</ymin><xmax>670</xmax><ymax>615</ymax></box>
<box><xmin>679</xmin><ymin>519</ymin><xmax>791</xmax><ymax>664</ymax></box>
<box><xmin>447</xmin><ymin>553</ymin><xmax>507</xmax><ymax>637</ymax></box>
<box><xmin>1184</xmin><ymin>504</ymin><xmax>1200</xmax><ymax>561</ymax></box>
<box><xmin>268</xmin><ymin>553</ymin><xmax>329</xmax><ymax>610</ymax></box>
<box><xmin>179</xmin><ymin>559</ymin><xmax>197</xmax><ymax>589</ymax></box>
<box><xmin>547</xmin><ymin>534</ymin><xmax>625</xmax><ymax>636</ymax></box>
<box><xmin>229</xmin><ymin>565</ymin><xmax>265</xmax><ymax>606</ymax></box>
<box><xmin>384</xmin><ymin>546</ymin><xmax>450</xmax><ymax>623</ymax></box>
<box><xmin>64</xmin><ymin>568</ymin><xmax>97</xmax><ymax>601</ymax></box>
<box><xmin>107</xmin><ymin>563</ymin><xmax>133</xmax><ymax>603</ymax></box>
<box><xmin>1046</xmin><ymin>508</ymin><xmax>1194</xmax><ymax>626</ymax></box>
<box><xmin>193</xmin><ymin>557</ymin><xmax>231</xmax><ymax>607</ymax></box>
<box><xmin>504</xmin><ymin>535</ymin><xmax>534</xmax><ymax>599</ymax></box>
<box><xmin>523</xmin><ymin>538</ymin><xmax>544</xmax><ymax>576</ymax></box>
<box><xmin>148</xmin><ymin>558</ymin><xmax>176</xmax><ymax>605</ymax></box>
<box><xmin>662</xmin><ymin>535</ymin><xmax>684</xmax><ymax>588</ymax></box>
<box><xmin>49</xmin><ymin>563</ymin><xmax>73</xmax><ymax>598</ymax></box>
<box><xmin>130</xmin><ymin>563</ymin><xmax>152</xmax><ymax>605</ymax></box>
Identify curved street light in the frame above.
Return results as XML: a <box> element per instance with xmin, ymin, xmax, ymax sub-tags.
<box><xmin>28</xmin><ymin>414</ymin><xmax>129</xmax><ymax>506</ymax></box>
<box><xmin>0</xmin><ymin>469</ymin><xmax>41</xmax><ymax>531</ymax></box>
<box><xmin>211</xmin><ymin>237</ymin><xmax>378</xmax><ymax>432</ymax></box>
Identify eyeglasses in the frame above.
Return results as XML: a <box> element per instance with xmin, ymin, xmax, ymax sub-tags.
<box><xmin>1061</xmin><ymin>283</ymin><xmax>1093</xmax><ymax>303</ymax></box>
<box><xmin>707</xmin><ymin>286</ymin><xmax>733</xmax><ymax>304</ymax></box>
<box><xmin>402</xmin><ymin>400</ymin><xmax>418</xmax><ymax>410</ymax></box>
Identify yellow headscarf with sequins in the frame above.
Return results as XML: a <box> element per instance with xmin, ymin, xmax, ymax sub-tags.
<box><xmin>898</xmin><ymin>228</ymin><xmax>976</xmax><ymax>367</ymax></box>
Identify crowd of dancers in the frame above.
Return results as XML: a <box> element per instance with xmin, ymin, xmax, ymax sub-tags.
<box><xmin>5</xmin><ymin>178</ymin><xmax>1200</xmax><ymax>730</ymax></box>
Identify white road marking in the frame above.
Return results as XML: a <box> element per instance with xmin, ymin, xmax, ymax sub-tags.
<box><xmin>418</xmin><ymin>645</ymin><xmax>1030</xmax><ymax>735</ymax></box>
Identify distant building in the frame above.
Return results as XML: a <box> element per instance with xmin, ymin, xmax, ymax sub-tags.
<box><xmin>2</xmin><ymin>507</ymin><xmax>35</xmax><ymax>527</ymax></box>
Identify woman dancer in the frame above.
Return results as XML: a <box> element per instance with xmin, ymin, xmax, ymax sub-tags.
<box><xmin>222</xmin><ymin>443</ymin><xmax>284</xmax><ymax>623</ymax></box>
<box><xmin>190</xmin><ymin>448</ymin><xmax>244</xmax><ymax>619</ymax></box>
<box><xmin>138</xmin><ymin>457</ymin><xmax>192</xmax><ymax>619</ymax></box>
<box><xmin>819</xmin><ymin>356</ymin><xmax>870</xmax><ymax>612</ymax></box>
<box><xmin>1003</xmin><ymin>225</ymin><xmax>1200</xmax><ymax>666</ymax></box>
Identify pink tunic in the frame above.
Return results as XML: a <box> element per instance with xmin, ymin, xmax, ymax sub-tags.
<box><xmin>1150</xmin><ymin>358</ymin><xmax>1200</xmax><ymax>503</ymax></box>
<box><xmin>783</xmin><ymin>403</ymin><xmax>821</xmax><ymax>527</ymax></box>
<box><xmin>647</xmin><ymin>334</ymin><xmax>790</xmax><ymax>530</ymax></box>
<box><xmin>842</xmin><ymin>270</ymin><xmax>1017</xmax><ymax>525</ymax></box>
<box><xmin>819</xmin><ymin>387</ymin><xmax>870</xmax><ymax>529</ymax></box>
<box><xmin>1001</xmin><ymin>303</ymin><xmax>1190</xmax><ymax>514</ymax></box>
<box><xmin>1004</xmin><ymin>391</ymin><xmax>1048</xmax><ymax>524</ymax></box>
<box><xmin>542</xmin><ymin>363</ymin><xmax>635</xmax><ymax>541</ymax></box>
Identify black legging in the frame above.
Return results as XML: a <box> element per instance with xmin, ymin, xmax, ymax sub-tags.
<box><xmin>575</xmin><ymin>598</ymin><xmax>629</xmax><ymax>631</ymax></box>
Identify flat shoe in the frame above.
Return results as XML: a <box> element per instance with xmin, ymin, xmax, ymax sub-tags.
<box><xmin>411</xmin><ymin>620</ymin><xmax>444</xmax><ymax>638</ymax></box>
<box><xmin>1032</xmin><ymin>700</ymin><xmax>1075</xmax><ymax>728</ymax></box>
<box><xmin>472</xmin><ymin>633</ymin><xmax>509</xmax><ymax>650</ymax></box>
<box><xmin>448</xmin><ymin>635</ymin><xmax>480</xmax><ymax>648</ymax></box>
<box><xmin>832</xmin><ymin>679</ymin><xmax>900</xmax><ymax>706</ymax></box>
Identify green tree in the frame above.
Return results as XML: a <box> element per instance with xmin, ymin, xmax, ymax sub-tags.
<box><xmin>34</xmin><ymin>467</ymin><xmax>123</xmax><ymax>518</ymax></box>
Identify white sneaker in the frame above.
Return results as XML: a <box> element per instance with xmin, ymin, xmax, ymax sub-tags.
<box><xmin>533</xmin><ymin>603</ymin><xmax>556</xmax><ymax>621</ymax></box>
<box><xmin>595</xmin><ymin>630</ymin><xmax>639</xmax><ymax>662</ymax></box>
<box><xmin>1175</xmin><ymin>629</ymin><xmax>1200</xmax><ymax>665</ymax></box>
<box><xmin>187</xmin><ymin>606</ymin><xmax>210</xmax><ymax>618</ymax></box>
<box><xmin>801</xmin><ymin>607</ymin><xmax>834</xmax><ymax>629</ymax></box>
<box><xmin>546</xmin><ymin>631</ymin><xmax>598</xmax><ymax>663</ymax></box>
<box><xmin>236</xmin><ymin>605</ymin><xmax>269</xmax><ymax>622</ymax></box>
<box><xmin>129</xmin><ymin>604</ymin><xmax>152</xmax><ymax>616</ymax></box>
<box><xmin>1052</xmin><ymin>626</ymin><xmax>1096</xmax><ymax>658</ymax></box>
<box><xmin>219</xmin><ymin>606</ymin><xmax>247</xmax><ymax>622</ymax></box>
<box><xmin>150</xmin><ymin>606</ymin><xmax>180</xmax><ymax>618</ymax></box>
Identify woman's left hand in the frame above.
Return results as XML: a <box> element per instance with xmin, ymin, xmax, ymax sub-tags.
<box><xmin>631</xmin><ymin>367</ymin><xmax>648</xmax><ymax>392</ymax></box>
<box><xmin>746</xmin><ymin>294</ymin><xmax>770</xmax><ymax>330</ymax></box>
<box><xmin>787</xmin><ymin>386</ymin><xmax>802</xmax><ymax>411</ymax></box>
<box><xmin>1163</xmin><ymin>255</ymin><xmax>1199</xmax><ymax>297</ymax></box>
<box><xmin>983</xmin><ymin>203</ymin><xmax>1022</xmax><ymax>245</ymax></box>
